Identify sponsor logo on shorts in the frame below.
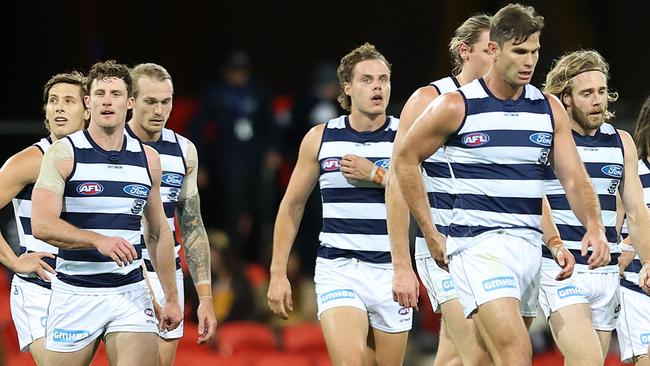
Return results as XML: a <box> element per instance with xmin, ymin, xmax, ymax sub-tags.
<box><xmin>462</xmin><ymin>132</ymin><xmax>490</xmax><ymax>147</ymax></box>
<box><xmin>321</xmin><ymin>158</ymin><xmax>340</xmax><ymax>172</ymax></box>
<box><xmin>123</xmin><ymin>184</ymin><xmax>150</xmax><ymax>198</ymax></box>
<box><xmin>320</xmin><ymin>289</ymin><xmax>355</xmax><ymax>303</ymax></box>
<box><xmin>441</xmin><ymin>278</ymin><xmax>455</xmax><ymax>292</ymax></box>
<box><xmin>162</xmin><ymin>173</ymin><xmax>183</xmax><ymax>187</ymax></box>
<box><xmin>144</xmin><ymin>308</ymin><xmax>154</xmax><ymax>317</ymax></box>
<box><xmin>13</xmin><ymin>285</ymin><xmax>18</xmax><ymax>295</ymax></box>
<box><xmin>76</xmin><ymin>182</ymin><xmax>104</xmax><ymax>196</ymax></box>
<box><xmin>601</xmin><ymin>164</ymin><xmax>623</xmax><ymax>178</ymax></box>
<box><xmin>641</xmin><ymin>333</ymin><xmax>650</xmax><ymax>345</ymax></box>
<box><xmin>557</xmin><ymin>285</ymin><xmax>587</xmax><ymax>299</ymax></box>
<box><xmin>40</xmin><ymin>316</ymin><xmax>47</xmax><ymax>328</ymax></box>
<box><xmin>52</xmin><ymin>328</ymin><xmax>90</xmax><ymax>343</ymax></box>
<box><xmin>529</xmin><ymin>132</ymin><xmax>552</xmax><ymax>147</ymax></box>
<box><xmin>398</xmin><ymin>307</ymin><xmax>411</xmax><ymax>316</ymax></box>
<box><xmin>482</xmin><ymin>276</ymin><xmax>516</xmax><ymax>291</ymax></box>
<box><xmin>374</xmin><ymin>159</ymin><xmax>391</xmax><ymax>170</ymax></box>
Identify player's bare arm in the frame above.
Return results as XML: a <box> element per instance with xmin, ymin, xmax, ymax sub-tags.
<box><xmin>176</xmin><ymin>140</ymin><xmax>217</xmax><ymax>342</ymax></box>
<box><xmin>394</xmin><ymin>92</ymin><xmax>463</xmax><ymax>268</ymax></box>
<box><xmin>387</xmin><ymin>85</ymin><xmax>440</xmax><ymax>308</ymax></box>
<box><xmin>142</xmin><ymin>145</ymin><xmax>182</xmax><ymax>331</ymax></box>
<box><xmin>617</xmin><ymin>130</ymin><xmax>650</xmax><ymax>291</ymax></box>
<box><xmin>546</xmin><ymin>94</ymin><xmax>609</xmax><ymax>268</ymax></box>
<box><xmin>0</xmin><ymin>147</ymin><xmax>55</xmax><ymax>278</ymax></box>
<box><xmin>267</xmin><ymin>124</ymin><xmax>323</xmax><ymax>320</ymax></box>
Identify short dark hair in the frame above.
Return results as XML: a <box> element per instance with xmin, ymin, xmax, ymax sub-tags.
<box><xmin>490</xmin><ymin>3</ymin><xmax>544</xmax><ymax>46</ymax></box>
<box><xmin>86</xmin><ymin>60</ymin><xmax>134</xmax><ymax>97</ymax></box>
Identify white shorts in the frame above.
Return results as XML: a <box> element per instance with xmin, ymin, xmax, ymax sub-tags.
<box><xmin>617</xmin><ymin>286</ymin><xmax>650</xmax><ymax>363</ymax></box>
<box><xmin>448</xmin><ymin>230</ymin><xmax>541</xmax><ymax>318</ymax></box>
<box><xmin>10</xmin><ymin>276</ymin><xmax>51</xmax><ymax>352</ymax></box>
<box><xmin>147</xmin><ymin>269</ymin><xmax>185</xmax><ymax>339</ymax></box>
<box><xmin>314</xmin><ymin>257</ymin><xmax>412</xmax><ymax>333</ymax></box>
<box><xmin>45</xmin><ymin>281</ymin><xmax>158</xmax><ymax>352</ymax></box>
<box><xmin>538</xmin><ymin>259</ymin><xmax>619</xmax><ymax>331</ymax></box>
<box><xmin>416</xmin><ymin>257</ymin><xmax>458</xmax><ymax>312</ymax></box>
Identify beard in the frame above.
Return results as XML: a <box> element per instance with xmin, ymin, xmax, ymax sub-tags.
<box><xmin>570</xmin><ymin>103</ymin><xmax>606</xmax><ymax>132</ymax></box>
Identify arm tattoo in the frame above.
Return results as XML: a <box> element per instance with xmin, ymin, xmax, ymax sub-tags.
<box><xmin>177</xmin><ymin>193</ymin><xmax>211</xmax><ymax>284</ymax></box>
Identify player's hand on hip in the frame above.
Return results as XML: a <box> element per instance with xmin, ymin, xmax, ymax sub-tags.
<box><xmin>95</xmin><ymin>237</ymin><xmax>137</xmax><ymax>267</ymax></box>
<box><xmin>340</xmin><ymin>154</ymin><xmax>374</xmax><ymax>181</ymax></box>
<box><xmin>15</xmin><ymin>251</ymin><xmax>55</xmax><ymax>282</ymax></box>
<box><xmin>639</xmin><ymin>262</ymin><xmax>650</xmax><ymax>293</ymax></box>
<box><xmin>581</xmin><ymin>227</ymin><xmax>610</xmax><ymax>269</ymax></box>
<box><xmin>160</xmin><ymin>300</ymin><xmax>182</xmax><ymax>332</ymax></box>
<box><xmin>196</xmin><ymin>297</ymin><xmax>217</xmax><ymax>345</ymax></box>
<box><xmin>392</xmin><ymin>267</ymin><xmax>419</xmax><ymax>310</ymax></box>
<box><xmin>618</xmin><ymin>250</ymin><xmax>636</xmax><ymax>279</ymax></box>
<box><xmin>426</xmin><ymin>231</ymin><xmax>448</xmax><ymax>271</ymax></box>
<box><xmin>267</xmin><ymin>276</ymin><xmax>293</xmax><ymax>320</ymax></box>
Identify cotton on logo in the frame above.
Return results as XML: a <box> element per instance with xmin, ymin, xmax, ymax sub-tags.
<box><xmin>76</xmin><ymin>182</ymin><xmax>104</xmax><ymax>195</ymax></box>
<box><xmin>321</xmin><ymin>158</ymin><xmax>340</xmax><ymax>172</ymax></box>
<box><xmin>462</xmin><ymin>132</ymin><xmax>490</xmax><ymax>147</ymax></box>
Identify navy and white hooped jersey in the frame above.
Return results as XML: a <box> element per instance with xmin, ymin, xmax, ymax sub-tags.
<box><xmin>126</xmin><ymin>125</ymin><xmax>187</xmax><ymax>273</ymax></box>
<box><xmin>12</xmin><ymin>137</ymin><xmax>58</xmax><ymax>288</ymax></box>
<box><xmin>620</xmin><ymin>158</ymin><xmax>650</xmax><ymax>295</ymax></box>
<box><xmin>56</xmin><ymin>130</ymin><xmax>152</xmax><ymax>291</ymax></box>
<box><xmin>445</xmin><ymin>78</ymin><xmax>554</xmax><ymax>255</ymax></box>
<box><xmin>543</xmin><ymin>123</ymin><xmax>623</xmax><ymax>273</ymax></box>
<box><xmin>415</xmin><ymin>76</ymin><xmax>461</xmax><ymax>259</ymax></box>
<box><xmin>317</xmin><ymin>115</ymin><xmax>398</xmax><ymax>264</ymax></box>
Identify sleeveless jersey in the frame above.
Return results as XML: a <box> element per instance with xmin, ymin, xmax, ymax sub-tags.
<box><xmin>445</xmin><ymin>78</ymin><xmax>554</xmax><ymax>255</ymax></box>
<box><xmin>316</xmin><ymin>115</ymin><xmax>398</xmax><ymax>263</ymax></box>
<box><xmin>56</xmin><ymin>130</ymin><xmax>151</xmax><ymax>290</ymax></box>
<box><xmin>543</xmin><ymin>123</ymin><xmax>623</xmax><ymax>272</ymax></box>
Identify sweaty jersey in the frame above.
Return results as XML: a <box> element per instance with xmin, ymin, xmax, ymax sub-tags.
<box><xmin>125</xmin><ymin>124</ymin><xmax>187</xmax><ymax>273</ymax></box>
<box><xmin>621</xmin><ymin>158</ymin><xmax>650</xmax><ymax>295</ymax></box>
<box><xmin>543</xmin><ymin>123</ymin><xmax>623</xmax><ymax>272</ymax></box>
<box><xmin>55</xmin><ymin>130</ymin><xmax>151</xmax><ymax>291</ymax></box>
<box><xmin>445</xmin><ymin>78</ymin><xmax>554</xmax><ymax>255</ymax></box>
<box><xmin>12</xmin><ymin>137</ymin><xmax>57</xmax><ymax>288</ymax></box>
<box><xmin>316</xmin><ymin>115</ymin><xmax>398</xmax><ymax>264</ymax></box>
<box><xmin>415</xmin><ymin>76</ymin><xmax>460</xmax><ymax>259</ymax></box>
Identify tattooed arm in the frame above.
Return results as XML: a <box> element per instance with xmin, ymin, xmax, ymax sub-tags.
<box><xmin>177</xmin><ymin>139</ymin><xmax>216</xmax><ymax>343</ymax></box>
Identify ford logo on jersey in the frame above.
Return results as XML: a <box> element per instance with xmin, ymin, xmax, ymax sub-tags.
<box><xmin>161</xmin><ymin>173</ymin><xmax>183</xmax><ymax>187</ymax></box>
<box><xmin>76</xmin><ymin>182</ymin><xmax>104</xmax><ymax>195</ymax></box>
<box><xmin>529</xmin><ymin>132</ymin><xmax>552</xmax><ymax>146</ymax></box>
<box><xmin>462</xmin><ymin>132</ymin><xmax>490</xmax><ymax>147</ymax></box>
<box><xmin>601</xmin><ymin>164</ymin><xmax>623</xmax><ymax>178</ymax></box>
<box><xmin>321</xmin><ymin>158</ymin><xmax>340</xmax><ymax>172</ymax></box>
<box><xmin>374</xmin><ymin>159</ymin><xmax>391</xmax><ymax>169</ymax></box>
<box><xmin>123</xmin><ymin>184</ymin><xmax>150</xmax><ymax>198</ymax></box>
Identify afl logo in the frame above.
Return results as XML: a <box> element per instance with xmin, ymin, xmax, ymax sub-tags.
<box><xmin>76</xmin><ymin>182</ymin><xmax>104</xmax><ymax>195</ymax></box>
<box><xmin>123</xmin><ymin>184</ymin><xmax>150</xmax><ymax>198</ymax></box>
<box><xmin>162</xmin><ymin>173</ymin><xmax>183</xmax><ymax>187</ymax></box>
<box><xmin>321</xmin><ymin>158</ymin><xmax>340</xmax><ymax>171</ymax></box>
<box><xmin>462</xmin><ymin>132</ymin><xmax>490</xmax><ymax>147</ymax></box>
<box><xmin>601</xmin><ymin>165</ymin><xmax>623</xmax><ymax>178</ymax></box>
<box><xmin>529</xmin><ymin>132</ymin><xmax>552</xmax><ymax>147</ymax></box>
<box><xmin>374</xmin><ymin>159</ymin><xmax>391</xmax><ymax>169</ymax></box>
<box><xmin>398</xmin><ymin>307</ymin><xmax>411</xmax><ymax>316</ymax></box>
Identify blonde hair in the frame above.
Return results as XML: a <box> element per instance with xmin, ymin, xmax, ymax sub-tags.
<box><xmin>448</xmin><ymin>14</ymin><xmax>492</xmax><ymax>76</ymax></box>
<box><xmin>130</xmin><ymin>63</ymin><xmax>174</xmax><ymax>98</ymax></box>
<box><xmin>336</xmin><ymin>42</ymin><xmax>391</xmax><ymax>112</ymax></box>
<box><xmin>544</xmin><ymin>50</ymin><xmax>618</xmax><ymax>120</ymax></box>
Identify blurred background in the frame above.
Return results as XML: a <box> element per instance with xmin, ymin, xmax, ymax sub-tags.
<box><xmin>0</xmin><ymin>0</ymin><xmax>648</xmax><ymax>365</ymax></box>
